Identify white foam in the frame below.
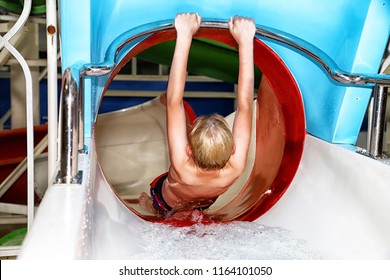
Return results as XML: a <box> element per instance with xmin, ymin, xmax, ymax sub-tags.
<box><xmin>128</xmin><ymin>220</ymin><xmax>325</xmax><ymax>260</ymax></box>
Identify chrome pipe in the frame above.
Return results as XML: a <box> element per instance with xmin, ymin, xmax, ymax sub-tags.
<box><xmin>83</xmin><ymin>65</ymin><xmax>113</xmax><ymax>76</ymax></box>
<box><xmin>368</xmin><ymin>85</ymin><xmax>388</xmax><ymax>158</ymax></box>
<box><xmin>255</xmin><ymin>28</ymin><xmax>390</xmax><ymax>87</ymax></box>
<box><xmin>58</xmin><ymin>68</ymin><xmax>79</xmax><ymax>184</ymax></box>
<box><xmin>78</xmin><ymin>77</ymin><xmax>84</xmax><ymax>152</ymax></box>
<box><xmin>85</xmin><ymin>19</ymin><xmax>390</xmax><ymax>159</ymax></box>
<box><xmin>108</xmin><ymin>20</ymin><xmax>390</xmax><ymax>87</ymax></box>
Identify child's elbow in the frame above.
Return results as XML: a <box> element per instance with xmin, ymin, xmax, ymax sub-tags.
<box><xmin>167</xmin><ymin>98</ymin><xmax>183</xmax><ymax>108</ymax></box>
<box><xmin>236</xmin><ymin>104</ymin><xmax>253</xmax><ymax>117</ymax></box>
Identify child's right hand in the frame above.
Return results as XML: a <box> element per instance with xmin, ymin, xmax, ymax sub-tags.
<box><xmin>228</xmin><ymin>16</ymin><xmax>256</xmax><ymax>45</ymax></box>
<box><xmin>174</xmin><ymin>13</ymin><xmax>202</xmax><ymax>38</ymax></box>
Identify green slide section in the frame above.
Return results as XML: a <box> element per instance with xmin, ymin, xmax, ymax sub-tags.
<box><xmin>0</xmin><ymin>0</ymin><xmax>46</xmax><ymax>15</ymax></box>
<box><xmin>0</xmin><ymin>227</ymin><xmax>27</xmax><ymax>246</ymax></box>
<box><xmin>137</xmin><ymin>38</ymin><xmax>262</xmax><ymax>86</ymax></box>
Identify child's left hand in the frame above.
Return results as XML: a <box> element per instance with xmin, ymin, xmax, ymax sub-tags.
<box><xmin>228</xmin><ymin>16</ymin><xmax>256</xmax><ymax>46</ymax></box>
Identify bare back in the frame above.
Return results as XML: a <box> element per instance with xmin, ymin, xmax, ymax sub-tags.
<box><xmin>162</xmin><ymin>159</ymin><xmax>241</xmax><ymax>210</ymax></box>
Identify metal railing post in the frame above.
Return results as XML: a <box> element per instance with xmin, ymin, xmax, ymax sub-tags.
<box><xmin>78</xmin><ymin>77</ymin><xmax>85</xmax><ymax>152</ymax></box>
<box><xmin>58</xmin><ymin>68</ymin><xmax>79</xmax><ymax>184</ymax></box>
<box><xmin>368</xmin><ymin>85</ymin><xmax>388</xmax><ymax>157</ymax></box>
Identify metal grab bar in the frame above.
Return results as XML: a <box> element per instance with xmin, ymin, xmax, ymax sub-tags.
<box><xmin>96</xmin><ymin>19</ymin><xmax>390</xmax><ymax>87</ymax></box>
<box><xmin>68</xmin><ymin>19</ymin><xmax>388</xmax><ymax>176</ymax></box>
<box><xmin>58</xmin><ymin>68</ymin><xmax>80</xmax><ymax>184</ymax></box>
<box><xmin>369</xmin><ymin>85</ymin><xmax>388</xmax><ymax>157</ymax></box>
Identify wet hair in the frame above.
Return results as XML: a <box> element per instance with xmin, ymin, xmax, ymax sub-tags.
<box><xmin>188</xmin><ymin>114</ymin><xmax>234</xmax><ymax>170</ymax></box>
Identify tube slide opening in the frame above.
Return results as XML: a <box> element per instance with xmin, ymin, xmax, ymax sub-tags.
<box><xmin>94</xmin><ymin>27</ymin><xmax>306</xmax><ymax>223</ymax></box>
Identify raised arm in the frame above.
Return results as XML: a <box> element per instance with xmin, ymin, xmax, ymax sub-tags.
<box><xmin>166</xmin><ymin>13</ymin><xmax>201</xmax><ymax>169</ymax></box>
<box><xmin>228</xmin><ymin>16</ymin><xmax>256</xmax><ymax>171</ymax></box>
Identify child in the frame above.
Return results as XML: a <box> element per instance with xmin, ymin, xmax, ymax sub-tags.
<box><xmin>139</xmin><ymin>13</ymin><xmax>255</xmax><ymax>217</ymax></box>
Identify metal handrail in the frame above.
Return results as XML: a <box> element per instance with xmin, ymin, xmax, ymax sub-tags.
<box><xmin>94</xmin><ymin>19</ymin><xmax>390</xmax><ymax>87</ymax></box>
<box><xmin>58</xmin><ymin>19</ymin><xmax>389</xmax><ymax>181</ymax></box>
<box><xmin>58</xmin><ymin>68</ymin><xmax>79</xmax><ymax>184</ymax></box>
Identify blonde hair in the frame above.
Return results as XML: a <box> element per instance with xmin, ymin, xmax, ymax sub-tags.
<box><xmin>189</xmin><ymin>114</ymin><xmax>234</xmax><ymax>170</ymax></box>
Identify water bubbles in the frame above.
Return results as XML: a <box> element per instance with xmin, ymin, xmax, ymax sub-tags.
<box><xmin>128</xmin><ymin>220</ymin><xmax>325</xmax><ymax>260</ymax></box>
